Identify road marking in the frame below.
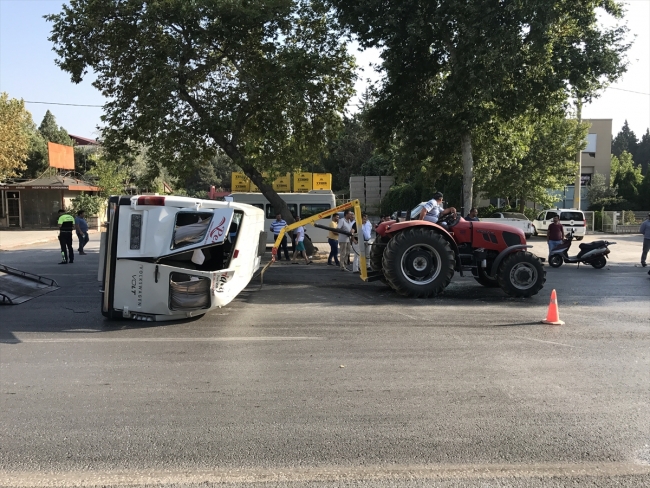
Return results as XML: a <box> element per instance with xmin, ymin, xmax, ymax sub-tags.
<box><xmin>1</xmin><ymin>462</ymin><xmax>649</xmax><ymax>486</ymax></box>
<box><xmin>512</xmin><ymin>335</ymin><xmax>578</xmax><ymax>348</ymax></box>
<box><xmin>1</xmin><ymin>336</ymin><xmax>323</xmax><ymax>344</ymax></box>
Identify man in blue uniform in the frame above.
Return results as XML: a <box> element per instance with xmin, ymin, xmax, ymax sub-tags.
<box><xmin>57</xmin><ymin>209</ymin><xmax>75</xmax><ymax>264</ymax></box>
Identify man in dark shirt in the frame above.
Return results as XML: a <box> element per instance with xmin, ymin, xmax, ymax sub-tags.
<box><xmin>546</xmin><ymin>215</ymin><xmax>564</xmax><ymax>258</ymax></box>
<box><xmin>57</xmin><ymin>209</ymin><xmax>75</xmax><ymax>264</ymax></box>
<box><xmin>465</xmin><ymin>207</ymin><xmax>480</xmax><ymax>221</ymax></box>
<box><xmin>75</xmin><ymin>210</ymin><xmax>89</xmax><ymax>255</ymax></box>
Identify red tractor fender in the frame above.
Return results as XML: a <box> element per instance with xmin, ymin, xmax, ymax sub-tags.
<box><xmin>376</xmin><ymin>220</ymin><xmax>461</xmax><ymax>267</ymax></box>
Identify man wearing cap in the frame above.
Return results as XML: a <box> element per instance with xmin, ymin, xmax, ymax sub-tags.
<box><xmin>419</xmin><ymin>192</ymin><xmax>456</xmax><ymax>224</ymax></box>
<box><xmin>640</xmin><ymin>213</ymin><xmax>650</xmax><ymax>267</ymax></box>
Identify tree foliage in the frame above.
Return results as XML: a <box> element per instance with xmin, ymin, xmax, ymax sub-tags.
<box><xmin>0</xmin><ymin>93</ymin><xmax>30</xmax><ymax>180</ymax></box>
<box><xmin>38</xmin><ymin>110</ymin><xmax>73</xmax><ymax>147</ymax></box>
<box><xmin>48</xmin><ymin>0</ymin><xmax>356</xmax><ymax>223</ymax></box>
<box><xmin>318</xmin><ymin>113</ymin><xmax>393</xmax><ymax>192</ymax></box>
<box><xmin>86</xmin><ymin>155</ymin><xmax>129</xmax><ymax>197</ymax></box>
<box><xmin>475</xmin><ymin>109</ymin><xmax>588</xmax><ymax>210</ymax></box>
<box><xmin>635</xmin><ymin>129</ymin><xmax>650</xmax><ymax>176</ymax></box>
<box><xmin>611</xmin><ymin>120</ymin><xmax>638</xmax><ymax>159</ymax></box>
<box><xmin>611</xmin><ymin>151</ymin><xmax>643</xmax><ymax>204</ymax></box>
<box><xmin>331</xmin><ymin>0</ymin><xmax>630</xmax><ymax>213</ymax></box>
<box><xmin>69</xmin><ymin>192</ymin><xmax>105</xmax><ymax>216</ymax></box>
<box><xmin>586</xmin><ymin>172</ymin><xmax>617</xmax><ymax>210</ymax></box>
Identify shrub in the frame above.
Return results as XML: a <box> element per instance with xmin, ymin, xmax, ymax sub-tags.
<box><xmin>69</xmin><ymin>193</ymin><xmax>105</xmax><ymax>216</ymax></box>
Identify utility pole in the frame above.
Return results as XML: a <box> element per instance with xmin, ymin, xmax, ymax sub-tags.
<box><xmin>572</xmin><ymin>100</ymin><xmax>583</xmax><ymax>210</ymax></box>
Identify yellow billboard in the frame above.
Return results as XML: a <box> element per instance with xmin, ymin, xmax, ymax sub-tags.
<box><xmin>312</xmin><ymin>173</ymin><xmax>332</xmax><ymax>190</ymax></box>
<box><xmin>272</xmin><ymin>173</ymin><xmax>291</xmax><ymax>192</ymax></box>
<box><xmin>231</xmin><ymin>172</ymin><xmax>250</xmax><ymax>192</ymax></box>
<box><xmin>293</xmin><ymin>172</ymin><xmax>313</xmax><ymax>193</ymax></box>
<box><xmin>249</xmin><ymin>172</ymin><xmax>269</xmax><ymax>193</ymax></box>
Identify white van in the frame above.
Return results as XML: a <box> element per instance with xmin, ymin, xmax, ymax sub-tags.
<box><xmin>532</xmin><ymin>208</ymin><xmax>587</xmax><ymax>240</ymax></box>
<box><xmin>230</xmin><ymin>190</ymin><xmax>336</xmax><ymax>243</ymax></box>
<box><xmin>100</xmin><ymin>195</ymin><xmax>266</xmax><ymax>321</ymax></box>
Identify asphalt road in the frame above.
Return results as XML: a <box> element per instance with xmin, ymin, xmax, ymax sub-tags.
<box><xmin>1</xmin><ymin>238</ymin><xmax>649</xmax><ymax>487</ymax></box>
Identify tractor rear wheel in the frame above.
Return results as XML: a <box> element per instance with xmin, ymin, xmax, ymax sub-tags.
<box><xmin>382</xmin><ymin>228</ymin><xmax>455</xmax><ymax>298</ymax></box>
<box><xmin>369</xmin><ymin>235</ymin><xmax>389</xmax><ymax>283</ymax></box>
<box><xmin>497</xmin><ymin>251</ymin><xmax>546</xmax><ymax>298</ymax></box>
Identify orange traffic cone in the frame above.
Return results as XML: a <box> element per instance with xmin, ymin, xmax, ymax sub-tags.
<box><xmin>542</xmin><ymin>289</ymin><xmax>564</xmax><ymax>325</ymax></box>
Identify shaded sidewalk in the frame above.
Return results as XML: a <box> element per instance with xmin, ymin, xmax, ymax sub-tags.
<box><xmin>0</xmin><ymin>230</ymin><xmax>98</xmax><ymax>251</ymax></box>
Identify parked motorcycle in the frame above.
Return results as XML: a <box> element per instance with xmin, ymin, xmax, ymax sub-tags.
<box><xmin>548</xmin><ymin>230</ymin><xmax>616</xmax><ymax>269</ymax></box>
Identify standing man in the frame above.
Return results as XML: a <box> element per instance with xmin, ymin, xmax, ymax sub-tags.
<box><xmin>337</xmin><ymin>210</ymin><xmax>355</xmax><ymax>271</ymax></box>
<box><xmin>352</xmin><ymin>214</ymin><xmax>373</xmax><ymax>273</ymax></box>
<box><xmin>419</xmin><ymin>192</ymin><xmax>456</xmax><ymax>224</ymax></box>
<box><xmin>270</xmin><ymin>213</ymin><xmax>290</xmax><ymax>261</ymax></box>
<box><xmin>327</xmin><ymin>213</ymin><xmax>340</xmax><ymax>266</ymax></box>
<box><xmin>57</xmin><ymin>209</ymin><xmax>75</xmax><ymax>264</ymax></box>
<box><xmin>465</xmin><ymin>208</ymin><xmax>480</xmax><ymax>221</ymax></box>
<box><xmin>547</xmin><ymin>215</ymin><xmax>564</xmax><ymax>258</ymax></box>
<box><xmin>640</xmin><ymin>213</ymin><xmax>650</xmax><ymax>267</ymax></box>
<box><xmin>75</xmin><ymin>210</ymin><xmax>89</xmax><ymax>255</ymax></box>
<box><xmin>290</xmin><ymin>224</ymin><xmax>312</xmax><ymax>265</ymax></box>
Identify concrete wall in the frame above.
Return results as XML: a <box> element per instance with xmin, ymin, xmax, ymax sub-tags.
<box><xmin>349</xmin><ymin>176</ymin><xmax>395</xmax><ymax>215</ymax></box>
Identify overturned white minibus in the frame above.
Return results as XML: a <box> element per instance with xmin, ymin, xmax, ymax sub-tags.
<box><xmin>99</xmin><ymin>195</ymin><xmax>266</xmax><ymax>321</ymax></box>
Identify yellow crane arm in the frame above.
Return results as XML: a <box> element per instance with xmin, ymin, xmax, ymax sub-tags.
<box><xmin>270</xmin><ymin>199</ymin><xmax>368</xmax><ymax>281</ymax></box>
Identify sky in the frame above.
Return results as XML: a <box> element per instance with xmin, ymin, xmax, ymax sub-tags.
<box><xmin>1</xmin><ymin>0</ymin><xmax>649</xmax><ymax>140</ymax></box>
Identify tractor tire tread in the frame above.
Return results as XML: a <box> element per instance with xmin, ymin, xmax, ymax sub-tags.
<box><xmin>382</xmin><ymin>228</ymin><xmax>455</xmax><ymax>298</ymax></box>
<box><xmin>497</xmin><ymin>251</ymin><xmax>546</xmax><ymax>298</ymax></box>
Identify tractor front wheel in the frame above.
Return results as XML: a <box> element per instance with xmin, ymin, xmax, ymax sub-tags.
<box><xmin>382</xmin><ymin>228</ymin><xmax>455</xmax><ymax>298</ymax></box>
<box><xmin>497</xmin><ymin>252</ymin><xmax>546</xmax><ymax>298</ymax></box>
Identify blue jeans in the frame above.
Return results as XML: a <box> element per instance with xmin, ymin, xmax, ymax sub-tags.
<box><xmin>548</xmin><ymin>240</ymin><xmax>562</xmax><ymax>256</ymax></box>
<box><xmin>328</xmin><ymin>238</ymin><xmax>340</xmax><ymax>265</ymax></box>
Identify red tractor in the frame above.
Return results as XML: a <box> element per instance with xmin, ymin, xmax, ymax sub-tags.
<box><xmin>369</xmin><ymin>205</ymin><xmax>546</xmax><ymax>298</ymax></box>
<box><xmin>270</xmin><ymin>200</ymin><xmax>546</xmax><ymax>298</ymax></box>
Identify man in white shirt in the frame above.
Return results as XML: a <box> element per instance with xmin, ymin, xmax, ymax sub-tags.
<box><xmin>352</xmin><ymin>214</ymin><xmax>373</xmax><ymax>272</ymax></box>
<box><xmin>337</xmin><ymin>210</ymin><xmax>355</xmax><ymax>271</ymax></box>
<box><xmin>419</xmin><ymin>192</ymin><xmax>456</xmax><ymax>224</ymax></box>
<box><xmin>291</xmin><ymin>225</ymin><xmax>312</xmax><ymax>265</ymax></box>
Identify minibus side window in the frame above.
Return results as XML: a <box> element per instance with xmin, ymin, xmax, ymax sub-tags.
<box><xmin>265</xmin><ymin>204</ymin><xmax>297</xmax><ymax>219</ymax></box>
<box><xmin>300</xmin><ymin>204</ymin><xmax>331</xmax><ymax>219</ymax></box>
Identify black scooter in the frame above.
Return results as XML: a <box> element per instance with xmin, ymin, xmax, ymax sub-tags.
<box><xmin>548</xmin><ymin>230</ymin><xmax>616</xmax><ymax>269</ymax></box>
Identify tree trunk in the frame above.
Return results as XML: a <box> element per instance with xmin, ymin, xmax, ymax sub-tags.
<box><xmin>222</xmin><ymin>146</ymin><xmax>295</xmax><ymax>224</ymax></box>
<box><xmin>519</xmin><ymin>200</ymin><xmax>526</xmax><ymax>213</ymax></box>
<box><xmin>460</xmin><ymin>132</ymin><xmax>474</xmax><ymax>216</ymax></box>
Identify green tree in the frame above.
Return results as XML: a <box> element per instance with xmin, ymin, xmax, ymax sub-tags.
<box><xmin>475</xmin><ymin>110</ymin><xmax>588</xmax><ymax>211</ymax></box>
<box><xmin>0</xmin><ymin>93</ymin><xmax>30</xmax><ymax>179</ymax></box>
<box><xmin>635</xmin><ymin>129</ymin><xmax>650</xmax><ymax>176</ymax></box>
<box><xmin>611</xmin><ymin>120</ymin><xmax>638</xmax><ymax>159</ymax></box>
<box><xmin>86</xmin><ymin>155</ymin><xmax>128</xmax><ymax>197</ymax></box>
<box><xmin>331</xmin><ymin>0</ymin><xmax>630</xmax><ymax>213</ymax></box>
<box><xmin>319</xmin><ymin>113</ymin><xmax>393</xmax><ymax>192</ymax></box>
<box><xmin>637</xmin><ymin>171</ymin><xmax>650</xmax><ymax>208</ymax></box>
<box><xmin>23</xmin><ymin>128</ymin><xmax>49</xmax><ymax>178</ymax></box>
<box><xmin>586</xmin><ymin>172</ymin><xmax>617</xmax><ymax>209</ymax></box>
<box><xmin>612</xmin><ymin>151</ymin><xmax>643</xmax><ymax>205</ymax></box>
<box><xmin>38</xmin><ymin>110</ymin><xmax>73</xmax><ymax>146</ymax></box>
<box><xmin>47</xmin><ymin>0</ymin><xmax>356</xmax><ymax>223</ymax></box>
